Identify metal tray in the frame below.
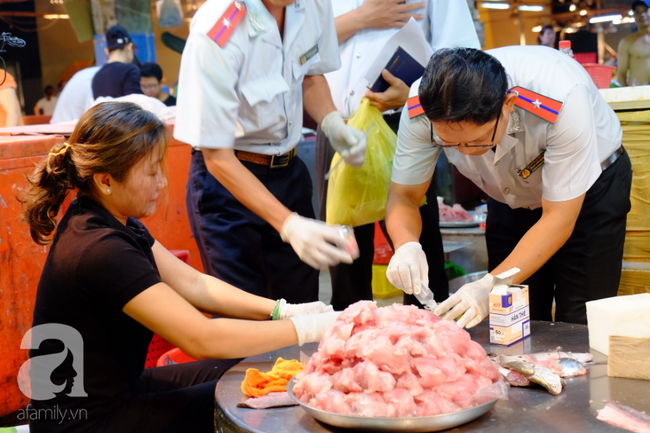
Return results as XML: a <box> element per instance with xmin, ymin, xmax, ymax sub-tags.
<box><xmin>287</xmin><ymin>377</ymin><xmax>499</xmax><ymax>432</ymax></box>
<box><xmin>439</xmin><ymin>211</ymin><xmax>485</xmax><ymax>228</ymax></box>
<box><xmin>439</xmin><ymin>220</ymin><xmax>481</xmax><ymax>228</ymax></box>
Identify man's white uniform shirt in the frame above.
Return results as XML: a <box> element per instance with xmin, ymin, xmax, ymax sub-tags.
<box><xmin>174</xmin><ymin>0</ymin><xmax>340</xmax><ymax>155</ymax></box>
<box><xmin>392</xmin><ymin>45</ymin><xmax>622</xmax><ymax>210</ymax></box>
<box><xmin>326</xmin><ymin>0</ymin><xmax>480</xmax><ymax>118</ymax></box>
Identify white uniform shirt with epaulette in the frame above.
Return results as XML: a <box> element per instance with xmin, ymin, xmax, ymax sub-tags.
<box><xmin>174</xmin><ymin>0</ymin><xmax>341</xmax><ymax>155</ymax></box>
<box><xmin>392</xmin><ymin>45</ymin><xmax>623</xmax><ymax>210</ymax></box>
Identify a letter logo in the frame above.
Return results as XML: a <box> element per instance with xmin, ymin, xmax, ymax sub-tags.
<box><xmin>18</xmin><ymin>324</ymin><xmax>87</xmax><ymax>401</ymax></box>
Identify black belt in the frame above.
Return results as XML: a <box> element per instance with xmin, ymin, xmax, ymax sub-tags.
<box><xmin>601</xmin><ymin>146</ymin><xmax>624</xmax><ymax>171</ymax></box>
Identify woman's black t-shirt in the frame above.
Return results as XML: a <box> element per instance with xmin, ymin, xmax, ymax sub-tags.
<box><xmin>29</xmin><ymin>194</ymin><xmax>162</xmax><ymax>432</ymax></box>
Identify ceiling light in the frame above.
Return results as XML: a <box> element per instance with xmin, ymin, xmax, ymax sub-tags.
<box><xmin>532</xmin><ymin>25</ymin><xmax>543</xmax><ymax>32</ymax></box>
<box><xmin>518</xmin><ymin>5</ymin><xmax>544</xmax><ymax>11</ymax></box>
<box><xmin>589</xmin><ymin>14</ymin><xmax>622</xmax><ymax>23</ymax></box>
<box><xmin>621</xmin><ymin>16</ymin><xmax>636</xmax><ymax>23</ymax></box>
<box><xmin>629</xmin><ymin>9</ymin><xmax>634</xmax><ymax>16</ymax></box>
<box><xmin>43</xmin><ymin>14</ymin><xmax>69</xmax><ymax>19</ymax></box>
<box><xmin>479</xmin><ymin>2</ymin><xmax>510</xmax><ymax>9</ymax></box>
<box><xmin>565</xmin><ymin>27</ymin><xmax>577</xmax><ymax>33</ymax></box>
<box><xmin>569</xmin><ymin>4</ymin><xmax>576</xmax><ymax>11</ymax></box>
<box><xmin>580</xmin><ymin>9</ymin><xmax>587</xmax><ymax>15</ymax></box>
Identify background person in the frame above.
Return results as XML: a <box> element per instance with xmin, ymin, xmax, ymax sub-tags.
<box><xmin>140</xmin><ymin>62</ymin><xmax>176</xmax><ymax>106</ymax></box>
<box><xmin>92</xmin><ymin>25</ymin><xmax>143</xmax><ymax>99</ymax></box>
<box><xmin>34</xmin><ymin>85</ymin><xmax>58</xmax><ymax>116</ymax></box>
<box><xmin>19</xmin><ymin>101</ymin><xmax>337</xmax><ymax>433</ymax></box>
<box><xmin>617</xmin><ymin>0</ymin><xmax>650</xmax><ymax>86</ymax></box>
<box><xmin>175</xmin><ymin>0</ymin><xmax>365</xmax><ymax>304</ymax></box>
<box><xmin>0</xmin><ymin>71</ymin><xmax>22</xmax><ymax>127</ymax></box>
<box><xmin>537</xmin><ymin>24</ymin><xmax>555</xmax><ymax>47</ymax></box>
<box><xmin>50</xmin><ymin>66</ymin><xmax>100</xmax><ymax>124</ymax></box>
<box><xmin>317</xmin><ymin>0</ymin><xmax>481</xmax><ymax>310</ymax></box>
<box><xmin>386</xmin><ymin>47</ymin><xmax>631</xmax><ymax>328</ymax></box>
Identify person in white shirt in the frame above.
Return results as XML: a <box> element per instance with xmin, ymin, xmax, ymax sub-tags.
<box><xmin>316</xmin><ymin>0</ymin><xmax>480</xmax><ymax>310</ymax></box>
<box><xmin>387</xmin><ymin>46</ymin><xmax>631</xmax><ymax>327</ymax></box>
<box><xmin>34</xmin><ymin>85</ymin><xmax>58</xmax><ymax>116</ymax></box>
<box><xmin>175</xmin><ymin>0</ymin><xmax>365</xmax><ymax>304</ymax></box>
<box><xmin>50</xmin><ymin>66</ymin><xmax>100</xmax><ymax>124</ymax></box>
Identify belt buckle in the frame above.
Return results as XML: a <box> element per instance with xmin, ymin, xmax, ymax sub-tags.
<box><xmin>270</xmin><ymin>153</ymin><xmax>290</xmax><ymax>168</ymax></box>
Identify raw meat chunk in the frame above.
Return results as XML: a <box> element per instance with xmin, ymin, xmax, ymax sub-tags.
<box><xmin>355</xmin><ymin>360</ymin><xmax>396</xmax><ymax>394</ymax></box>
<box><xmin>292</xmin><ymin>301</ymin><xmax>504</xmax><ymax>418</ymax></box>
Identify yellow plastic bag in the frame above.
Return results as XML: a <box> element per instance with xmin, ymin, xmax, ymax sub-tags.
<box><xmin>326</xmin><ymin>99</ymin><xmax>396</xmax><ymax>227</ymax></box>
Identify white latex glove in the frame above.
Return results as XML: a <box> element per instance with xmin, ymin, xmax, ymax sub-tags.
<box><xmin>290</xmin><ymin>312</ymin><xmax>341</xmax><ymax>346</ymax></box>
<box><xmin>281</xmin><ymin>213</ymin><xmax>359</xmax><ymax>269</ymax></box>
<box><xmin>320</xmin><ymin>111</ymin><xmax>367</xmax><ymax>167</ymax></box>
<box><xmin>434</xmin><ymin>273</ymin><xmax>494</xmax><ymax>329</ymax></box>
<box><xmin>386</xmin><ymin>242</ymin><xmax>428</xmax><ymax>295</ymax></box>
<box><xmin>276</xmin><ymin>300</ymin><xmax>334</xmax><ymax>320</ymax></box>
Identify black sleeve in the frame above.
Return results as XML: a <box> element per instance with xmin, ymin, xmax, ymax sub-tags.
<box><xmin>76</xmin><ymin>232</ymin><xmax>161</xmax><ymax>310</ymax></box>
<box><xmin>123</xmin><ymin>64</ymin><xmax>143</xmax><ymax>96</ymax></box>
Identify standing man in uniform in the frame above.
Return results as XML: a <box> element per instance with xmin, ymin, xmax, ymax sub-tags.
<box><xmin>175</xmin><ymin>0</ymin><xmax>365</xmax><ymax>304</ymax></box>
<box><xmin>617</xmin><ymin>0</ymin><xmax>650</xmax><ymax>86</ymax></box>
<box><xmin>386</xmin><ymin>46</ymin><xmax>631</xmax><ymax>327</ymax></box>
<box><xmin>317</xmin><ymin>0</ymin><xmax>480</xmax><ymax>310</ymax></box>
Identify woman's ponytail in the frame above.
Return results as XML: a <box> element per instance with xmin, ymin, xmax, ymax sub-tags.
<box><xmin>16</xmin><ymin>142</ymin><xmax>75</xmax><ymax>245</ymax></box>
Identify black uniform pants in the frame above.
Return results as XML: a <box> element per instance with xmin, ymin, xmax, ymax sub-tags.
<box><xmin>97</xmin><ymin>358</ymin><xmax>241</xmax><ymax>433</ymax></box>
<box><xmin>486</xmin><ymin>149</ymin><xmax>632</xmax><ymax>325</ymax></box>
<box><xmin>315</xmin><ymin>115</ymin><xmax>448</xmax><ymax>310</ymax></box>
<box><xmin>186</xmin><ymin>150</ymin><xmax>319</xmax><ymax>303</ymax></box>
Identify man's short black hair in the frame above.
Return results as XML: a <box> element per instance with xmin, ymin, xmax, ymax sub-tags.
<box><xmin>419</xmin><ymin>48</ymin><xmax>508</xmax><ymax>126</ymax></box>
<box><xmin>632</xmin><ymin>0</ymin><xmax>649</xmax><ymax>12</ymax></box>
<box><xmin>44</xmin><ymin>85</ymin><xmax>54</xmax><ymax>93</ymax></box>
<box><xmin>140</xmin><ymin>62</ymin><xmax>163</xmax><ymax>82</ymax></box>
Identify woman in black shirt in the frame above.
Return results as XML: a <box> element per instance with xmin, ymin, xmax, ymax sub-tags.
<box><xmin>18</xmin><ymin>101</ymin><xmax>337</xmax><ymax>432</ymax></box>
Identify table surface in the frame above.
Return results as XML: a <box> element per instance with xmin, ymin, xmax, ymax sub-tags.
<box><xmin>215</xmin><ymin>321</ymin><xmax>649</xmax><ymax>433</ymax></box>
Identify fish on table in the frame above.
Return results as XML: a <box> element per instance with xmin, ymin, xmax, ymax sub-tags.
<box><xmin>498</xmin><ymin>355</ymin><xmax>564</xmax><ymax>396</ymax></box>
<box><xmin>491</xmin><ymin>349</ymin><xmax>591</xmax><ymax>380</ymax></box>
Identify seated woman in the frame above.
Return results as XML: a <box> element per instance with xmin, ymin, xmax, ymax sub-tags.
<box><xmin>18</xmin><ymin>101</ymin><xmax>337</xmax><ymax>433</ymax></box>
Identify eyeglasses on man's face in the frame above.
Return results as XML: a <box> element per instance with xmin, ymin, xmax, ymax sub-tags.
<box><xmin>431</xmin><ymin>114</ymin><xmax>500</xmax><ymax>149</ymax></box>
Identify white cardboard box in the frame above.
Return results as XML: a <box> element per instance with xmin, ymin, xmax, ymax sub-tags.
<box><xmin>585</xmin><ymin>293</ymin><xmax>650</xmax><ymax>355</ymax></box>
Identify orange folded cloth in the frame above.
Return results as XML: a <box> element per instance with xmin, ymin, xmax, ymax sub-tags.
<box><xmin>241</xmin><ymin>357</ymin><xmax>304</xmax><ymax>398</ymax></box>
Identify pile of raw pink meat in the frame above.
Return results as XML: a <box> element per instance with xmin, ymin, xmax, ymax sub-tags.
<box><xmin>292</xmin><ymin>301</ymin><xmax>504</xmax><ymax>418</ymax></box>
<box><xmin>439</xmin><ymin>203</ymin><xmax>473</xmax><ymax>222</ymax></box>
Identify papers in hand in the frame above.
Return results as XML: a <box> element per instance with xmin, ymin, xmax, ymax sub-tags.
<box><xmin>364</xmin><ymin>18</ymin><xmax>433</xmax><ymax>93</ymax></box>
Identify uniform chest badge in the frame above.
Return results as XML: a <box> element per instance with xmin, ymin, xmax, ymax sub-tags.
<box><xmin>299</xmin><ymin>44</ymin><xmax>319</xmax><ymax>65</ymax></box>
<box><xmin>207</xmin><ymin>0</ymin><xmax>247</xmax><ymax>48</ymax></box>
<box><xmin>407</xmin><ymin>96</ymin><xmax>425</xmax><ymax>119</ymax></box>
<box><xmin>509</xmin><ymin>86</ymin><xmax>563</xmax><ymax>124</ymax></box>
<box><xmin>518</xmin><ymin>150</ymin><xmax>546</xmax><ymax>179</ymax></box>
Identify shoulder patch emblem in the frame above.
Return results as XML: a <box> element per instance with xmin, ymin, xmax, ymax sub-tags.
<box><xmin>407</xmin><ymin>96</ymin><xmax>425</xmax><ymax>119</ymax></box>
<box><xmin>509</xmin><ymin>86</ymin><xmax>563</xmax><ymax>124</ymax></box>
<box><xmin>207</xmin><ymin>1</ymin><xmax>247</xmax><ymax>48</ymax></box>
